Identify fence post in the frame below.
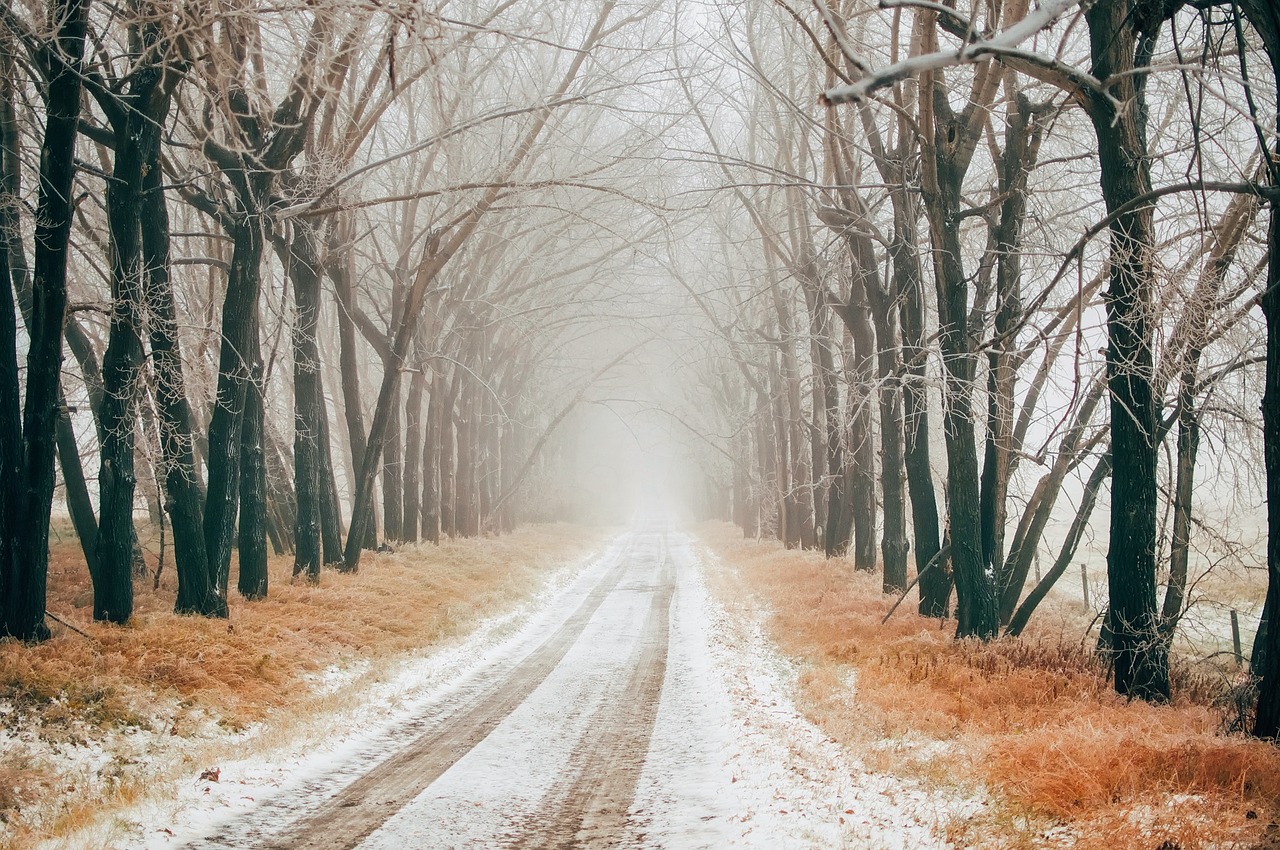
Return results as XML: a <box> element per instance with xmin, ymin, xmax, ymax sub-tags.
<box><xmin>1231</xmin><ymin>609</ymin><xmax>1243</xmax><ymax>669</ymax></box>
<box><xmin>1080</xmin><ymin>563</ymin><xmax>1090</xmax><ymax>609</ymax></box>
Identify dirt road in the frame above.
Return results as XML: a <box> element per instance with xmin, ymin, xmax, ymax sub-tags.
<box><xmin>175</xmin><ymin>524</ymin><xmax>954</xmax><ymax>850</ymax></box>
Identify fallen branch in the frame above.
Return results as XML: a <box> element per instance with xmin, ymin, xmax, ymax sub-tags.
<box><xmin>45</xmin><ymin>610</ymin><xmax>94</xmax><ymax>640</ymax></box>
<box><xmin>881</xmin><ymin>543</ymin><xmax>952</xmax><ymax>625</ymax></box>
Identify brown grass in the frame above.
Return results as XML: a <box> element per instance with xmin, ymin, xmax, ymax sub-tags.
<box><xmin>0</xmin><ymin>523</ymin><xmax>602</xmax><ymax>850</ymax></box>
<box><xmin>700</xmin><ymin>522</ymin><xmax>1280</xmax><ymax>850</ymax></box>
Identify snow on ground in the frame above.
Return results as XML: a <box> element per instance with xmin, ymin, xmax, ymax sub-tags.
<box><xmin>632</xmin><ymin>537</ymin><xmax>980</xmax><ymax>849</ymax></box>
<box><xmin>34</xmin><ymin>538</ymin><xmax>622</xmax><ymax>850</ymax></box>
<box><xmin>30</xmin><ymin>528</ymin><xmax>979</xmax><ymax>849</ymax></box>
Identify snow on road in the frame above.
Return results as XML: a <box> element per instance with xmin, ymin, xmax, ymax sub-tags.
<box><xmin>85</xmin><ymin>525</ymin><xmax>967</xmax><ymax>849</ymax></box>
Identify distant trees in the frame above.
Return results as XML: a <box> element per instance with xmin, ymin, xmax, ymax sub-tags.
<box><xmin>0</xmin><ymin>0</ymin><xmax>666</xmax><ymax>636</ymax></box>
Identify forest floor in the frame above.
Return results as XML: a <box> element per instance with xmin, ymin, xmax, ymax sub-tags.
<box><xmin>699</xmin><ymin>522</ymin><xmax>1280</xmax><ymax>849</ymax></box>
<box><xmin>4</xmin><ymin>520</ymin><xmax>1278</xmax><ymax>849</ymax></box>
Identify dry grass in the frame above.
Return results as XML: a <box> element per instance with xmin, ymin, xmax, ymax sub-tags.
<box><xmin>700</xmin><ymin>522</ymin><xmax>1280</xmax><ymax>849</ymax></box>
<box><xmin>0</xmin><ymin>523</ymin><xmax>602</xmax><ymax>850</ymax></box>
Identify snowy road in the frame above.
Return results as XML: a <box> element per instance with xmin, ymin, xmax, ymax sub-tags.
<box><xmin>166</xmin><ymin>524</ymin><xmax>956</xmax><ymax>850</ymax></box>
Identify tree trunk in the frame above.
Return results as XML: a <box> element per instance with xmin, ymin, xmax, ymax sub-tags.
<box><xmin>1085</xmin><ymin>0</ymin><xmax>1170</xmax><ymax>701</ymax></box>
<box><xmin>402</xmin><ymin>366</ymin><xmax>426</xmax><ymax>543</ymax></box>
<box><xmin>95</xmin><ymin>57</ymin><xmax>167</xmax><ymax>623</ymax></box>
<box><xmin>923</xmin><ymin>85</ymin><xmax>1000</xmax><ymax>639</ymax></box>
<box><xmin>3</xmin><ymin>0</ymin><xmax>91</xmax><ymax>642</ymax></box>
<box><xmin>381</xmin><ymin>377</ymin><xmax>404</xmax><ymax>543</ymax></box>
<box><xmin>237</xmin><ymin>357</ymin><xmax>269</xmax><ymax>600</ymax></box>
<box><xmin>894</xmin><ymin>186</ymin><xmax>946</xmax><ymax>617</ymax></box>
<box><xmin>204</xmin><ymin>213</ymin><xmax>263</xmax><ymax>597</ymax></box>
<box><xmin>1243</xmin><ymin>0</ymin><xmax>1280</xmax><ymax>736</ymax></box>
<box><xmin>981</xmin><ymin>89</ymin><xmax>1041</xmax><ymax>579</ymax></box>
<box><xmin>0</xmin><ymin>40</ymin><xmax>26</xmax><ymax>632</ymax></box>
<box><xmin>440</xmin><ymin>382</ymin><xmax>457</xmax><ymax>540</ymax></box>
<box><xmin>141</xmin><ymin>139</ymin><xmax>224</xmax><ymax>616</ymax></box>
<box><xmin>289</xmin><ymin>221</ymin><xmax>323</xmax><ymax>581</ymax></box>
<box><xmin>421</xmin><ymin>372</ymin><xmax>442</xmax><ymax>544</ymax></box>
<box><xmin>330</xmin><ymin>245</ymin><xmax>375</xmax><ymax>556</ymax></box>
<box><xmin>842</xmin><ymin>277</ymin><xmax>879</xmax><ymax>574</ymax></box>
<box><xmin>317</xmin><ymin>391</ymin><xmax>346</xmax><ymax>566</ymax></box>
<box><xmin>55</xmin><ymin>394</ymin><xmax>99</xmax><ymax>581</ymax></box>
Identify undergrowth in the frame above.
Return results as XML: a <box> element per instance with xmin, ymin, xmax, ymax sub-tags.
<box><xmin>701</xmin><ymin>522</ymin><xmax>1280</xmax><ymax>850</ymax></box>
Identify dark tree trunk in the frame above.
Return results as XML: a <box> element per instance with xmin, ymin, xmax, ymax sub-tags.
<box><xmin>237</xmin><ymin>359</ymin><xmax>269</xmax><ymax>600</ymax></box>
<box><xmin>95</xmin><ymin>57</ymin><xmax>167</xmax><ymax>624</ymax></box>
<box><xmin>142</xmin><ymin>150</ymin><xmax>224</xmax><ymax>617</ymax></box>
<box><xmin>1084</xmin><ymin>0</ymin><xmax>1170</xmax><ymax>701</ymax></box>
<box><xmin>402</xmin><ymin>366</ymin><xmax>426</xmax><ymax>543</ymax></box>
<box><xmin>288</xmin><ymin>221</ymin><xmax>324</xmax><ymax>581</ymax></box>
<box><xmin>439</xmin><ymin>370</ymin><xmax>460</xmax><ymax>540</ymax></box>
<box><xmin>1159</xmin><ymin>384</ymin><xmax>1199</xmax><ymax>638</ymax></box>
<box><xmin>924</xmin><ymin>86</ymin><xmax>1000</xmax><ymax>639</ymax></box>
<box><xmin>1243</xmin><ymin>0</ymin><xmax>1280</xmax><ymax>737</ymax></box>
<box><xmin>1255</xmin><ymin>188</ymin><xmax>1280</xmax><ymax>735</ymax></box>
<box><xmin>894</xmin><ymin>187</ymin><xmax>946</xmax><ymax>618</ymax></box>
<box><xmin>317</xmin><ymin>392</ymin><xmax>346</xmax><ymax>566</ymax></box>
<box><xmin>980</xmin><ymin>90</ymin><xmax>1042</xmax><ymax>580</ymax></box>
<box><xmin>421</xmin><ymin>372</ymin><xmax>442</xmax><ymax>544</ymax></box>
<box><xmin>55</xmin><ymin>394</ymin><xmax>99</xmax><ymax>580</ymax></box>
<box><xmin>456</xmin><ymin>384</ymin><xmax>479</xmax><ymax>538</ymax></box>
<box><xmin>842</xmin><ymin>279</ymin><xmax>879</xmax><ymax>574</ymax></box>
<box><xmin>331</xmin><ymin>248</ymin><xmax>375</xmax><ymax>555</ymax></box>
<box><xmin>3</xmin><ymin>0</ymin><xmax>90</xmax><ymax>641</ymax></box>
<box><xmin>204</xmin><ymin>214</ymin><xmax>264</xmax><ymax>596</ymax></box>
<box><xmin>0</xmin><ymin>42</ymin><xmax>26</xmax><ymax>625</ymax></box>
<box><xmin>381</xmin><ymin>377</ymin><xmax>403</xmax><ymax>542</ymax></box>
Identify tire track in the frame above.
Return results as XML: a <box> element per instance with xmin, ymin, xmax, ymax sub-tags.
<box><xmin>190</xmin><ymin>542</ymin><xmax>635</xmax><ymax>850</ymax></box>
<box><xmin>510</xmin><ymin>535</ymin><xmax>675</xmax><ymax>849</ymax></box>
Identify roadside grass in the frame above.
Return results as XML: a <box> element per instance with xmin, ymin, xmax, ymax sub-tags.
<box><xmin>0</xmin><ymin>523</ymin><xmax>603</xmax><ymax>850</ymax></box>
<box><xmin>700</xmin><ymin>522</ymin><xmax>1280</xmax><ymax>850</ymax></box>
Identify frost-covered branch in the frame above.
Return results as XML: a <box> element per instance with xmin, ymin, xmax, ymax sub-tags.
<box><xmin>822</xmin><ymin>0</ymin><xmax>1094</xmax><ymax>105</ymax></box>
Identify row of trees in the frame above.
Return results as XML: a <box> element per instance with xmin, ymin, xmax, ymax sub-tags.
<box><xmin>673</xmin><ymin>0</ymin><xmax>1280</xmax><ymax>731</ymax></box>
<box><xmin>1</xmin><ymin>0</ymin><xmax>666</xmax><ymax>637</ymax></box>
<box><xmin>3</xmin><ymin>0</ymin><xmax>1280</xmax><ymax>740</ymax></box>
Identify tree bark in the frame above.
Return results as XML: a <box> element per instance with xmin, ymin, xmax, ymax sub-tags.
<box><xmin>141</xmin><ymin>157</ymin><xmax>224</xmax><ymax>618</ymax></box>
<box><xmin>94</xmin><ymin>46</ymin><xmax>170</xmax><ymax>623</ymax></box>
<box><xmin>421</xmin><ymin>372</ymin><xmax>442</xmax><ymax>544</ymax></box>
<box><xmin>288</xmin><ymin>220</ymin><xmax>324</xmax><ymax>581</ymax></box>
<box><xmin>3</xmin><ymin>0</ymin><xmax>91</xmax><ymax>641</ymax></box>
<box><xmin>920</xmin><ymin>61</ymin><xmax>1001</xmax><ymax>639</ymax></box>
<box><xmin>1084</xmin><ymin>0</ymin><xmax>1170</xmax><ymax>701</ymax></box>
<box><xmin>237</xmin><ymin>352</ymin><xmax>269</xmax><ymax>600</ymax></box>
<box><xmin>330</xmin><ymin>244</ymin><xmax>375</xmax><ymax>555</ymax></box>
<box><xmin>204</xmin><ymin>214</ymin><xmax>263</xmax><ymax>597</ymax></box>
<box><xmin>1241</xmin><ymin>0</ymin><xmax>1280</xmax><ymax>737</ymax></box>
<box><xmin>401</xmin><ymin>365</ymin><xmax>426</xmax><ymax>543</ymax></box>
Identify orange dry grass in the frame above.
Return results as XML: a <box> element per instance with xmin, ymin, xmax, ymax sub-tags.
<box><xmin>0</xmin><ymin>523</ymin><xmax>600</xmax><ymax>849</ymax></box>
<box><xmin>11</xmin><ymin>523</ymin><xmax>597</xmax><ymax>727</ymax></box>
<box><xmin>701</xmin><ymin>522</ymin><xmax>1280</xmax><ymax>849</ymax></box>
